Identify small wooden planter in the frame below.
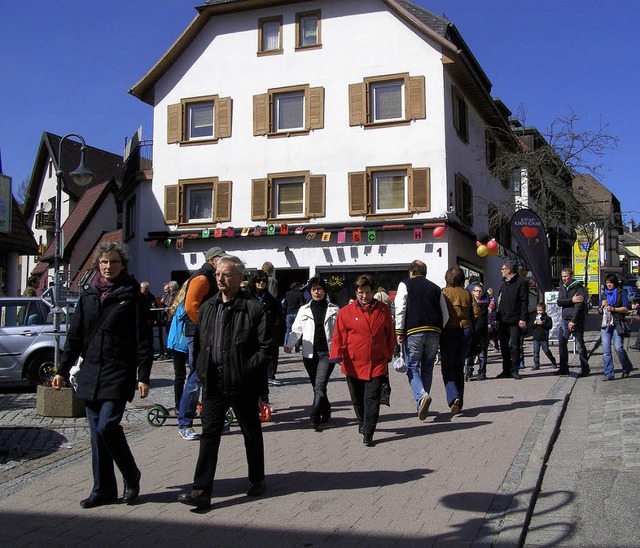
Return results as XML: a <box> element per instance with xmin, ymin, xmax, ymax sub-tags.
<box><xmin>36</xmin><ymin>385</ymin><xmax>85</xmax><ymax>418</ymax></box>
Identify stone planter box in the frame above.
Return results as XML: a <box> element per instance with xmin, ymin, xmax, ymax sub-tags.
<box><xmin>36</xmin><ymin>385</ymin><xmax>85</xmax><ymax>418</ymax></box>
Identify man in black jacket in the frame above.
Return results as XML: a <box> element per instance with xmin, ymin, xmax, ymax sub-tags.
<box><xmin>178</xmin><ymin>256</ymin><xmax>272</xmax><ymax>510</ymax></box>
<box><xmin>496</xmin><ymin>260</ymin><xmax>529</xmax><ymax>379</ymax></box>
<box><xmin>556</xmin><ymin>267</ymin><xmax>589</xmax><ymax>376</ymax></box>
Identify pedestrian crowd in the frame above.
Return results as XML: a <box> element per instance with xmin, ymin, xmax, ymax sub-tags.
<box><xmin>50</xmin><ymin>245</ymin><xmax>638</xmax><ymax>511</ymax></box>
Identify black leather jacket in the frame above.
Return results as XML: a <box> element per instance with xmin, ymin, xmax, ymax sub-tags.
<box><xmin>194</xmin><ymin>290</ymin><xmax>272</xmax><ymax>395</ymax></box>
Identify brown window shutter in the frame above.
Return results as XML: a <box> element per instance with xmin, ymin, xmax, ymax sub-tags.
<box><xmin>407</xmin><ymin>76</ymin><xmax>426</xmax><ymax>120</ymax></box>
<box><xmin>253</xmin><ymin>93</ymin><xmax>270</xmax><ymax>136</ymax></box>
<box><xmin>164</xmin><ymin>185</ymin><xmax>180</xmax><ymax>224</ymax></box>
<box><xmin>251</xmin><ymin>178</ymin><xmax>269</xmax><ymax>220</ymax></box>
<box><xmin>307</xmin><ymin>174</ymin><xmax>326</xmax><ymax>217</ymax></box>
<box><xmin>167</xmin><ymin>104</ymin><xmax>182</xmax><ymax>144</ymax></box>
<box><xmin>214</xmin><ymin>97</ymin><xmax>232</xmax><ymax>139</ymax></box>
<box><xmin>348</xmin><ymin>171</ymin><xmax>367</xmax><ymax>215</ymax></box>
<box><xmin>213</xmin><ymin>180</ymin><xmax>232</xmax><ymax>222</ymax></box>
<box><xmin>348</xmin><ymin>83</ymin><xmax>366</xmax><ymax>126</ymax></box>
<box><xmin>308</xmin><ymin>87</ymin><xmax>324</xmax><ymax>130</ymax></box>
<box><xmin>409</xmin><ymin>167</ymin><xmax>431</xmax><ymax>212</ymax></box>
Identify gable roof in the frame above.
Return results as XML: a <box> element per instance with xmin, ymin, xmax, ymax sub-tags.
<box><xmin>128</xmin><ymin>0</ymin><xmax>508</xmax><ymax>131</ymax></box>
<box><xmin>22</xmin><ymin>132</ymin><xmax>123</xmax><ymax>220</ymax></box>
<box><xmin>0</xmin><ymin>194</ymin><xmax>38</xmax><ymax>255</ymax></box>
<box><xmin>39</xmin><ymin>180</ymin><xmax>116</xmax><ymax>262</ymax></box>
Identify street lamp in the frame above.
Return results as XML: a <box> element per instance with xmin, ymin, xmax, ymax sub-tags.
<box><xmin>53</xmin><ymin>133</ymin><xmax>94</xmax><ymax>370</ymax></box>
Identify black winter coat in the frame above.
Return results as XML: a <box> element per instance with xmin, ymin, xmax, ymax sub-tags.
<box><xmin>557</xmin><ymin>281</ymin><xmax>588</xmax><ymax>324</ymax></box>
<box><xmin>58</xmin><ymin>273</ymin><xmax>154</xmax><ymax>402</ymax></box>
<box><xmin>496</xmin><ymin>274</ymin><xmax>530</xmax><ymax>325</ymax></box>
<box><xmin>530</xmin><ymin>313</ymin><xmax>553</xmax><ymax>341</ymax></box>
<box><xmin>194</xmin><ymin>291</ymin><xmax>272</xmax><ymax>395</ymax></box>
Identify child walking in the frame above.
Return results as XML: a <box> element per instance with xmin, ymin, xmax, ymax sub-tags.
<box><xmin>530</xmin><ymin>303</ymin><xmax>557</xmax><ymax>370</ymax></box>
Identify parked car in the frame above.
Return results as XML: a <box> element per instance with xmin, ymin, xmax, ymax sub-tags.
<box><xmin>0</xmin><ymin>296</ymin><xmax>71</xmax><ymax>388</ymax></box>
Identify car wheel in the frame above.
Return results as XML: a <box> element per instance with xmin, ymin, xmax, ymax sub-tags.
<box><xmin>26</xmin><ymin>353</ymin><xmax>56</xmax><ymax>388</ymax></box>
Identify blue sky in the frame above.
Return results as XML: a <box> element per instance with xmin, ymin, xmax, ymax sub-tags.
<box><xmin>1</xmin><ymin>0</ymin><xmax>637</xmax><ymax>221</ymax></box>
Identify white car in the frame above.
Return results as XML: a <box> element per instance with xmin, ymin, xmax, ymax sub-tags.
<box><xmin>0</xmin><ymin>296</ymin><xmax>70</xmax><ymax>388</ymax></box>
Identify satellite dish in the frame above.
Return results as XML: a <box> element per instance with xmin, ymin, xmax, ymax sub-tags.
<box><xmin>42</xmin><ymin>202</ymin><xmax>53</xmax><ymax>213</ymax></box>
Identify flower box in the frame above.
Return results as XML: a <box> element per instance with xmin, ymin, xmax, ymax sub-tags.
<box><xmin>36</xmin><ymin>385</ymin><xmax>85</xmax><ymax>418</ymax></box>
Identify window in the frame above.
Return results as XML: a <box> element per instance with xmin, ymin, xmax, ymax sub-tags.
<box><xmin>254</xmin><ymin>85</ymin><xmax>324</xmax><ymax>136</ymax></box>
<box><xmin>373</xmin><ymin>170</ymin><xmax>407</xmax><ymax>212</ymax></box>
<box><xmin>251</xmin><ymin>171</ymin><xmax>325</xmax><ymax>221</ymax></box>
<box><xmin>124</xmin><ymin>196</ymin><xmax>136</xmax><ymax>240</ymax></box>
<box><xmin>164</xmin><ymin>177</ymin><xmax>232</xmax><ymax>226</ymax></box>
<box><xmin>349</xmin><ymin>73</ymin><xmax>425</xmax><ymax>127</ymax></box>
<box><xmin>296</xmin><ymin>11</ymin><xmax>321</xmax><ymax>49</ymax></box>
<box><xmin>188</xmin><ymin>102</ymin><xmax>214</xmax><ymax>140</ymax></box>
<box><xmin>452</xmin><ymin>86</ymin><xmax>468</xmax><ymax>142</ymax></box>
<box><xmin>166</xmin><ymin>95</ymin><xmax>232</xmax><ymax>144</ymax></box>
<box><xmin>274</xmin><ymin>91</ymin><xmax>305</xmax><ymax>132</ymax></box>
<box><xmin>455</xmin><ymin>173</ymin><xmax>473</xmax><ymax>225</ymax></box>
<box><xmin>258</xmin><ymin>16</ymin><xmax>282</xmax><ymax>54</ymax></box>
<box><xmin>348</xmin><ymin>165</ymin><xmax>430</xmax><ymax>217</ymax></box>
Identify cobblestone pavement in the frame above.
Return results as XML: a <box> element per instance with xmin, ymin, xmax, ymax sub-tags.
<box><xmin>0</xmin><ymin>318</ymin><xmax>637</xmax><ymax>546</ymax></box>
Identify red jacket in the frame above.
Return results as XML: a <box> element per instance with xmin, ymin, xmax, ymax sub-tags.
<box><xmin>329</xmin><ymin>300</ymin><xmax>395</xmax><ymax>380</ymax></box>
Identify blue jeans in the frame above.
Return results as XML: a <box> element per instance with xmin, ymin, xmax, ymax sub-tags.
<box><xmin>533</xmin><ymin>340</ymin><xmax>557</xmax><ymax>368</ymax></box>
<box><xmin>404</xmin><ymin>331</ymin><xmax>440</xmax><ymax>403</ymax></box>
<box><xmin>601</xmin><ymin>326</ymin><xmax>633</xmax><ymax>379</ymax></box>
<box><xmin>558</xmin><ymin>319</ymin><xmax>589</xmax><ymax>371</ymax></box>
<box><xmin>178</xmin><ymin>337</ymin><xmax>200</xmax><ymax>429</ymax></box>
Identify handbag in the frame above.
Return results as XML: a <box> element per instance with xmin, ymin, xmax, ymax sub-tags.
<box><xmin>69</xmin><ymin>356</ymin><xmax>83</xmax><ymax>391</ymax></box>
<box><xmin>613</xmin><ymin>317</ymin><xmax>630</xmax><ymax>338</ymax></box>
<box><xmin>392</xmin><ymin>345</ymin><xmax>407</xmax><ymax>374</ymax></box>
<box><xmin>380</xmin><ymin>376</ymin><xmax>391</xmax><ymax>406</ymax></box>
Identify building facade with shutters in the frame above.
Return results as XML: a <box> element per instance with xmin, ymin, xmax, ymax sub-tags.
<box><xmin>129</xmin><ymin>0</ymin><xmax>515</xmax><ymax>301</ymax></box>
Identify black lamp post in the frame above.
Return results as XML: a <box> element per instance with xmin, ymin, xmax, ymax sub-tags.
<box><xmin>53</xmin><ymin>133</ymin><xmax>94</xmax><ymax>370</ymax></box>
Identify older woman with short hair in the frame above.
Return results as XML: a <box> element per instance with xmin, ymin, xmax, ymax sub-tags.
<box><xmin>329</xmin><ymin>275</ymin><xmax>395</xmax><ymax>446</ymax></box>
<box><xmin>52</xmin><ymin>242</ymin><xmax>153</xmax><ymax>508</ymax></box>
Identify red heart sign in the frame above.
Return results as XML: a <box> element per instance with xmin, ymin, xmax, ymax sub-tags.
<box><xmin>521</xmin><ymin>226</ymin><xmax>539</xmax><ymax>239</ymax></box>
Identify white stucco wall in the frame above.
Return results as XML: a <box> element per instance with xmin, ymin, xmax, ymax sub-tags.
<box><xmin>133</xmin><ymin>0</ymin><xmax>509</xmax><ymax>293</ymax></box>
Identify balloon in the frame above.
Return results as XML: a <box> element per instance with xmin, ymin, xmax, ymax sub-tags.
<box><xmin>163</xmin><ymin>239</ymin><xmax>172</xmax><ymax>249</ymax></box>
<box><xmin>487</xmin><ymin>239</ymin><xmax>498</xmax><ymax>251</ymax></box>
<box><xmin>476</xmin><ymin>232</ymin><xmax>489</xmax><ymax>244</ymax></box>
<box><xmin>433</xmin><ymin>226</ymin><xmax>446</xmax><ymax>238</ymax></box>
<box><xmin>488</xmin><ymin>246</ymin><xmax>499</xmax><ymax>257</ymax></box>
<box><xmin>477</xmin><ymin>245</ymin><xmax>488</xmax><ymax>257</ymax></box>
<box><xmin>476</xmin><ymin>241</ymin><xmax>482</xmax><ymax>247</ymax></box>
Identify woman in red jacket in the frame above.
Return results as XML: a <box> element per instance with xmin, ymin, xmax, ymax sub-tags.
<box><xmin>330</xmin><ymin>275</ymin><xmax>395</xmax><ymax>446</ymax></box>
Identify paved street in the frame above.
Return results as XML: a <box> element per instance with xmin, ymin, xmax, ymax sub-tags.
<box><xmin>0</xmin><ymin>313</ymin><xmax>638</xmax><ymax>547</ymax></box>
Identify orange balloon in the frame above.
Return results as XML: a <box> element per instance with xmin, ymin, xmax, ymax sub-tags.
<box><xmin>477</xmin><ymin>245</ymin><xmax>489</xmax><ymax>257</ymax></box>
<box><xmin>488</xmin><ymin>246</ymin><xmax>499</xmax><ymax>256</ymax></box>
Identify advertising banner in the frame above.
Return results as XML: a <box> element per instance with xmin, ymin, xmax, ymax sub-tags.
<box><xmin>510</xmin><ymin>208</ymin><xmax>553</xmax><ymax>292</ymax></box>
<box><xmin>573</xmin><ymin>239</ymin><xmax>599</xmax><ymax>297</ymax></box>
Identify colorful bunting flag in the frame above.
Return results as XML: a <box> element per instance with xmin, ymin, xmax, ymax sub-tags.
<box><xmin>414</xmin><ymin>228</ymin><xmax>423</xmax><ymax>240</ymax></box>
<box><xmin>306</xmin><ymin>232</ymin><xmax>317</xmax><ymax>240</ymax></box>
<box><xmin>367</xmin><ymin>230</ymin><xmax>376</xmax><ymax>243</ymax></box>
<box><xmin>267</xmin><ymin>224</ymin><xmax>275</xmax><ymax>235</ymax></box>
<box><xmin>337</xmin><ymin>231</ymin><xmax>346</xmax><ymax>244</ymax></box>
<box><xmin>321</xmin><ymin>232</ymin><xmax>331</xmax><ymax>242</ymax></box>
<box><xmin>241</xmin><ymin>227</ymin><xmax>251</xmax><ymax>237</ymax></box>
<box><xmin>280</xmin><ymin>223</ymin><xmax>289</xmax><ymax>235</ymax></box>
<box><xmin>214</xmin><ymin>228</ymin><xmax>223</xmax><ymax>238</ymax></box>
<box><xmin>202</xmin><ymin>228</ymin><xmax>210</xmax><ymax>239</ymax></box>
<box><xmin>226</xmin><ymin>227</ymin><xmax>234</xmax><ymax>238</ymax></box>
<box><xmin>352</xmin><ymin>231</ymin><xmax>362</xmax><ymax>243</ymax></box>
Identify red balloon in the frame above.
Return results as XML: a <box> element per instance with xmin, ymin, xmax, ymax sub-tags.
<box><xmin>433</xmin><ymin>226</ymin><xmax>446</xmax><ymax>238</ymax></box>
<box><xmin>487</xmin><ymin>239</ymin><xmax>498</xmax><ymax>251</ymax></box>
<box><xmin>476</xmin><ymin>241</ymin><xmax>482</xmax><ymax>247</ymax></box>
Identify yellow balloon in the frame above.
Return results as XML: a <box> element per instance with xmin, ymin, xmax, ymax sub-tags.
<box><xmin>477</xmin><ymin>245</ymin><xmax>489</xmax><ymax>257</ymax></box>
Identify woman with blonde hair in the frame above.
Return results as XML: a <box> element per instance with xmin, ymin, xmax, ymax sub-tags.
<box><xmin>167</xmin><ymin>282</ymin><xmax>190</xmax><ymax>409</ymax></box>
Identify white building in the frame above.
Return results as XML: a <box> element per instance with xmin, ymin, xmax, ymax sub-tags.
<box><xmin>129</xmin><ymin>0</ymin><xmax>514</xmax><ymax>302</ymax></box>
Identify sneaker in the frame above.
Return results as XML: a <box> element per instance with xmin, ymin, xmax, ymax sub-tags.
<box><xmin>178</xmin><ymin>427</ymin><xmax>199</xmax><ymax>440</ymax></box>
<box><xmin>450</xmin><ymin>398</ymin><xmax>461</xmax><ymax>415</ymax></box>
<box><xmin>418</xmin><ymin>395</ymin><xmax>432</xmax><ymax>421</ymax></box>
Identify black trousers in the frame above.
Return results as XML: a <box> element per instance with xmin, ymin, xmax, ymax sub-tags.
<box><xmin>192</xmin><ymin>380</ymin><xmax>264</xmax><ymax>496</ymax></box>
<box><xmin>345</xmin><ymin>375</ymin><xmax>383</xmax><ymax>436</ymax></box>
<box><xmin>498</xmin><ymin>322</ymin><xmax>522</xmax><ymax>375</ymax></box>
<box><xmin>85</xmin><ymin>399</ymin><xmax>139</xmax><ymax>499</ymax></box>
<box><xmin>303</xmin><ymin>351</ymin><xmax>334</xmax><ymax>423</ymax></box>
